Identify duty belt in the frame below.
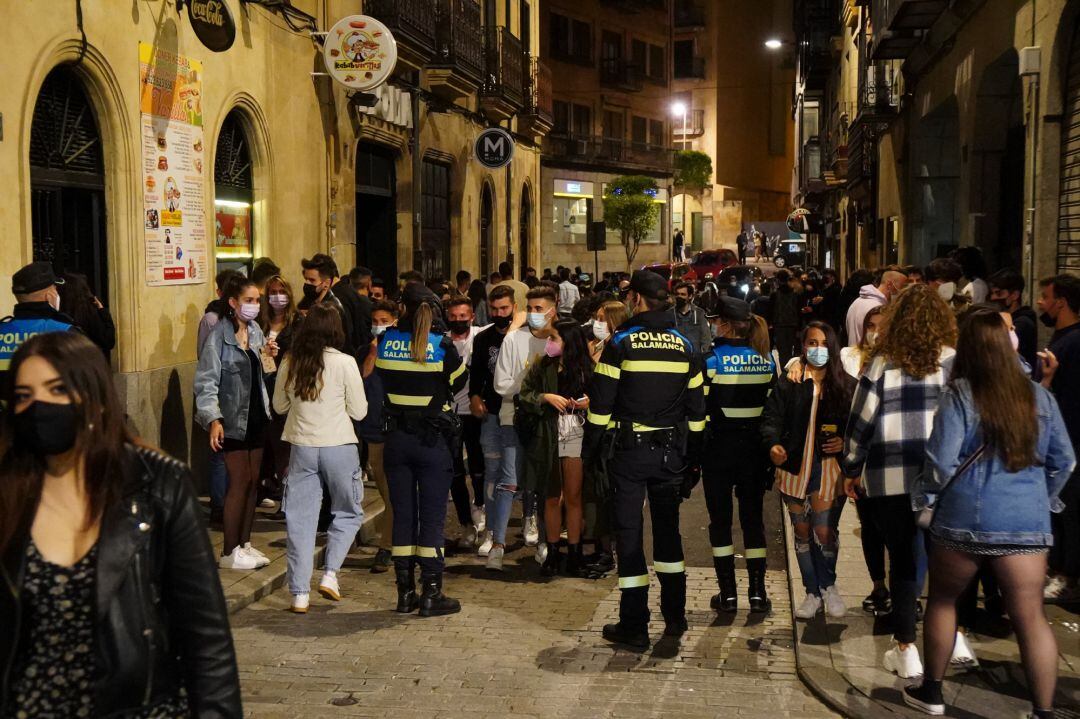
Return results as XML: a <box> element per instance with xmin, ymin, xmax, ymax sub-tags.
<box><xmin>383</xmin><ymin>408</ymin><xmax>461</xmax><ymax>445</ymax></box>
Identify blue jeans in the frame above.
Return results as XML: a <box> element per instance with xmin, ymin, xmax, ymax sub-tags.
<box><xmin>480</xmin><ymin>415</ymin><xmax>522</xmax><ymax>545</ymax></box>
<box><xmin>209</xmin><ymin>448</ymin><xmax>227</xmax><ymax>510</ymax></box>
<box><xmin>284</xmin><ymin>444</ymin><xmax>363</xmax><ymax>595</ymax></box>
<box><xmin>785</xmin><ymin>492</ymin><xmax>846</xmax><ymax>595</ymax></box>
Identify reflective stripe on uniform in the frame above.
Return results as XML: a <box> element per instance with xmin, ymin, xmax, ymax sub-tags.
<box><xmin>448</xmin><ymin>362</ymin><xmax>467</xmax><ymax>383</ymax></box>
<box><xmin>587</xmin><ymin>410</ymin><xmax>612</xmax><ymax>426</ymax></box>
<box><xmin>376</xmin><ymin>358</ymin><xmax>444</xmax><ymax>372</ymax></box>
<box><xmin>711</xmin><ymin>373</ymin><xmax>772</xmax><ymax>385</ymax></box>
<box><xmin>387</xmin><ymin>393</ymin><xmax>433</xmax><ymax>406</ymax></box>
<box><xmin>712</xmin><ymin>545</ymin><xmax>735</xmax><ymax>558</ymax></box>
<box><xmin>653</xmin><ymin>560</ymin><xmax>685</xmax><ymax>573</ymax></box>
<box><xmin>621</xmin><ymin>360</ymin><xmax>690</xmax><ymax>374</ymax></box>
<box><xmin>618</xmin><ymin>574</ymin><xmax>650</xmax><ymax>589</ymax></box>
<box><xmin>391</xmin><ymin>545</ymin><xmax>416</xmax><ymax>557</ymax></box>
<box><xmin>722</xmin><ymin>406</ymin><xmax>764</xmax><ymax>419</ymax></box>
<box><xmin>416</xmin><ymin>546</ymin><xmax>439</xmax><ymax>558</ymax></box>
<box><xmin>595</xmin><ymin>362</ymin><xmax>621</xmax><ymax>380</ymax></box>
<box><xmin>687</xmin><ymin>372</ymin><xmax>704</xmax><ymax>389</ymax></box>
<box><xmin>745</xmin><ymin>548</ymin><xmax>768</xmax><ymax>559</ymax></box>
<box><xmin>688</xmin><ymin>419</ymin><xmax>706</xmax><ymax>432</ymax></box>
<box><xmin>0</xmin><ymin>359</ymin><xmax>8</xmax><ymax>370</ymax></box>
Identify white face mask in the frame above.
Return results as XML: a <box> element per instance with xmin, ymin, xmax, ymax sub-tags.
<box><xmin>48</xmin><ymin>291</ymin><xmax>60</xmax><ymax>312</ymax></box>
<box><xmin>937</xmin><ymin>282</ymin><xmax>956</xmax><ymax>301</ymax></box>
<box><xmin>593</xmin><ymin>322</ymin><xmax>610</xmax><ymax>342</ymax></box>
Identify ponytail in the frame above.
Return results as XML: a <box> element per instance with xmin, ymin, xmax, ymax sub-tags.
<box><xmin>411</xmin><ymin>302</ymin><xmax>433</xmax><ymax>363</ymax></box>
<box><xmin>749</xmin><ymin>315</ymin><xmax>771</xmax><ymax>358</ymax></box>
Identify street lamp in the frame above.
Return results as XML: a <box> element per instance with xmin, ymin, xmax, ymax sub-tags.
<box><xmin>764</xmin><ymin>38</ymin><xmax>784</xmax><ymax>50</ymax></box>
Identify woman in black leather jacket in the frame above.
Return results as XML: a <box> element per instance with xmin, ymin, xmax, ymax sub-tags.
<box><xmin>0</xmin><ymin>332</ymin><xmax>241</xmax><ymax>718</ymax></box>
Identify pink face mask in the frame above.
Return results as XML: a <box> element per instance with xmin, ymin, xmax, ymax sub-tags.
<box><xmin>544</xmin><ymin>337</ymin><xmax>563</xmax><ymax>358</ymax></box>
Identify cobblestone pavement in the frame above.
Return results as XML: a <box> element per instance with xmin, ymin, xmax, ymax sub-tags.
<box><xmin>230</xmin><ymin>490</ymin><xmax>838</xmax><ymax>719</ymax></box>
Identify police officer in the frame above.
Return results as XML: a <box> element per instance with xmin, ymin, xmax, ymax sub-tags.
<box><xmin>584</xmin><ymin>270</ymin><xmax>706</xmax><ymax>649</ymax></box>
<box><xmin>0</xmin><ymin>262</ymin><xmax>78</xmax><ymax>385</ymax></box>
<box><xmin>701</xmin><ymin>296</ymin><xmax>775</xmax><ymax>614</ymax></box>
<box><xmin>376</xmin><ymin>283</ymin><xmax>468</xmax><ymax>617</ymax></box>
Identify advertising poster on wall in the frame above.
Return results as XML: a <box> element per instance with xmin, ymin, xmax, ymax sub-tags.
<box><xmin>139</xmin><ymin>42</ymin><xmax>209</xmax><ymax>285</ymax></box>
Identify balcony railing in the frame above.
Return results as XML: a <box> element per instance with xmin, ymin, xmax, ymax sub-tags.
<box><xmin>543</xmin><ymin>134</ymin><xmax>674</xmax><ymax>170</ymax></box>
<box><xmin>432</xmin><ymin>0</ymin><xmax>483</xmax><ymax>85</ymax></box>
<box><xmin>672</xmin><ymin>109</ymin><xmax>705</xmax><ymax>137</ymax></box>
<box><xmin>859</xmin><ymin>60</ymin><xmax>902</xmax><ymax>114</ymax></box>
<box><xmin>481</xmin><ymin>26</ymin><xmax>525</xmax><ymax>109</ymax></box>
<box><xmin>823</xmin><ymin>101</ymin><xmax>853</xmax><ymax>181</ymax></box>
<box><xmin>600</xmin><ymin>58</ymin><xmax>644</xmax><ymax>92</ymax></box>
<box><xmin>869</xmin><ymin>0</ymin><xmax>947</xmax><ymax>59</ymax></box>
<box><xmin>363</xmin><ymin>0</ymin><xmax>438</xmax><ymax>65</ymax></box>
<box><xmin>674</xmin><ymin>0</ymin><xmax>706</xmax><ymax>27</ymax></box>
<box><xmin>523</xmin><ymin>55</ymin><xmax>553</xmax><ymax>125</ymax></box>
<box><xmin>674</xmin><ymin>56</ymin><xmax>705</xmax><ymax>79</ymax></box>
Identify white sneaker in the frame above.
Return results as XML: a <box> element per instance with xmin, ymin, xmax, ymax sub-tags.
<box><xmin>477</xmin><ymin>530</ymin><xmax>493</xmax><ymax>556</ymax></box>
<box><xmin>259</xmin><ymin>498</ymin><xmax>277</xmax><ymax>509</ymax></box>
<box><xmin>950</xmin><ymin>630</ymin><xmax>978</xmax><ymax>668</ymax></box>
<box><xmin>535</xmin><ymin>542</ymin><xmax>548</xmax><ymax>565</ymax></box>
<box><xmin>1044</xmin><ymin>575</ymin><xmax>1080</xmax><ymax>602</ymax></box>
<box><xmin>318</xmin><ymin>572</ymin><xmax>341</xmax><ymax>601</ymax></box>
<box><xmin>471</xmin><ymin>506</ymin><xmax>486</xmax><ymax>534</ymax></box>
<box><xmin>821</xmin><ymin>585</ymin><xmax>846</xmax><ymax>618</ymax></box>
<box><xmin>524</xmin><ymin>515</ymin><xmax>539</xmax><ymax>546</ymax></box>
<box><xmin>240</xmin><ymin>545</ymin><xmax>270</xmax><ymax>568</ymax></box>
<box><xmin>884</xmin><ymin>643</ymin><xmax>924</xmax><ymax>679</ymax></box>
<box><xmin>463</xmin><ymin>526</ymin><xmax>478</xmax><ymax>547</ymax></box>
<box><xmin>795</xmin><ymin>592</ymin><xmax>823</xmax><ymax>620</ymax></box>
<box><xmin>486</xmin><ymin>546</ymin><xmax>504</xmax><ymax>571</ymax></box>
<box><xmin>219</xmin><ymin>546</ymin><xmax>259</xmax><ymax>570</ymax></box>
<box><xmin>1044</xmin><ymin>574</ymin><xmax>1066</xmax><ymax>599</ymax></box>
<box><xmin>290</xmin><ymin>593</ymin><xmax>309</xmax><ymax>614</ymax></box>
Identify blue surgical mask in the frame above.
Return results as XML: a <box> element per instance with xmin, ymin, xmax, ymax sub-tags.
<box><xmin>806</xmin><ymin>346</ymin><xmax>829</xmax><ymax>367</ymax></box>
<box><xmin>527</xmin><ymin>311</ymin><xmax>549</xmax><ymax>330</ymax></box>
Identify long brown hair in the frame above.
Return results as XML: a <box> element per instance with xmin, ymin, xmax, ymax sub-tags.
<box><xmin>599</xmin><ymin>300</ymin><xmax>629</xmax><ymax>336</ymax></box>
<box><xmin>874</xmin><ymin>283</ymin><xmax>957</xmax><ymax>379</ymax></box>
<box><xmin>0</xmin><ymin>333</ymin><xmax>134</xmax><ymax>555</ymax></box>
<box><xmin>952</xmin><ymin>307</ymin><xmax>1037</xmax><ymax>472</ymax></box>
<box><xmin>259</xmin><ymin>275</ymin><xmax>297</xmax><ymax>332</ymax></box>
<box><xmin>800</xmin><ymin>321</ymin><xmax>854</xmax><ymax>416</ymax></box>
<box><xmin>407</xmin><ymin>302</ymin><xmax>434</xmax><ymax>363</ymax></box>
<box><xmin>286</xmin><ymin>304</ymin><xmax>345</xmax><ymax>402</ymax></box>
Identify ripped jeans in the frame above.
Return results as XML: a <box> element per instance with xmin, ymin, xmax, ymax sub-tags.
<box><xmin>783</xmin><ymin>488</ymin><xmax>846</xmax><ymax>597</ymax></box>
<box><xmin>480</xmin><ymin>414</ymin><xmax>524</xmax><ymax>545</ymax></box>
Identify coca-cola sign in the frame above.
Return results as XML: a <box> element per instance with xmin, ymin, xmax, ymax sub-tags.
<box><xmin>187</xmin><ymin>0</ymin><xmax>235</xmax><ymax>52</ymax></box>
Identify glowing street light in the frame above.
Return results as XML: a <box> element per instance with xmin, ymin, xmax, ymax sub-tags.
<box><xmin>671</xmin><ymin>101</ymin><xmax>687</xmax><ymax>117</ymax></box>
<box><xmin>764</xmin><ymin>38</ymin><xmax>784</xmax><ymax>50</ymax></box>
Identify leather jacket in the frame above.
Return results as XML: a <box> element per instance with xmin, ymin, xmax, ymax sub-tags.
<box><xmin>0</xmin><ymin>445</ymin><xmax>242</xmax><ymax>717</ymax></box>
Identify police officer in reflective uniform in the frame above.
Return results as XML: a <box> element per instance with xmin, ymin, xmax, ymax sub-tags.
<box><xmin>376</xmin><ymin>283</ymin><xmax>468</xmax><ymax>616</ymax></box>
<box><xmin>584</xmin><ymin>270</ymin><xmax>706</xmax><ymax>649</ymax></box>
<box><xmin>701</xmin><ymin>296</ymin><xmax>776</xmax><ymax>613</ymax></box>
<box><xmin>0</xmin><ymin>262</ymin><xmax>78</xmax><ymax>386</ymax></box>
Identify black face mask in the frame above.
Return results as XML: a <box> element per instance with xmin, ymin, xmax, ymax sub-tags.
<box><xmin>1040</xmin><ymin>311</ymin><xmax>1057</xmax><ymax>328</ymax></box>
<box><xmin>991</xmin><ymin>298</ymin><xmax>1010</xmax><ymax>312</ymax></box>
<box><xmin>302</xmin><ymin>283</ymin><xmax>321</xmax><ymax>301</ymax></box>
<box><xmin>447</xmin><ymin>320</ymin><xmax>471</xmax><ymax>335</ymax></box>
<box><xmin>490</xmin><ymin>314</ymin><xmax>512</xmax><ymax>329</ymax></box>
<box><xmin>675</xmin><ymin>297</ymin><xmax>690</xmax><ymax>310</ymax></box>
<box><xmin>14</xmin><ymin>401</ymin><xmax>80</xmax><ymax>456</ymax></box>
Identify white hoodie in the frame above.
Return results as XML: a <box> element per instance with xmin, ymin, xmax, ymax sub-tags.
<box><xmin>845</xmin><ymin>284</ymin><xmax>886</xmax><ymax>347</ymax></box>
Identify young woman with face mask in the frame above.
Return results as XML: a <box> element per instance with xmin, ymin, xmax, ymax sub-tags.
<box><xmin>0</xmin><ymin>332</ymin><xmax>241</xmax><ymax>717</ymax></box>
<box><xmin>589</xmin><ymin>300</ymin><xmax>629</xmax><ymax>364</ymax></box>
<box><xmin>256</xmin><ymin>275</ymin><xmax>297</xmax><ymax>513</ymax></box>
<box><xmin>195</xmin><ymin>276</ymin><xmax>272</xmax><ymax>570</ymax></box>
<box><xmin>761</xmin><ymin>321</ymin><xmax>855</xmax><ymax>621</ymax></box>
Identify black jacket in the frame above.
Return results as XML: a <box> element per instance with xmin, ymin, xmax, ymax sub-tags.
<box><xmin>1011</xmin><ymin>305</ymin><xmax>1038</xmax><ymax>370</ymax></box>
<box><xmin>0</xmin><ymin>445</ymin><xmax>241</xmax><ymax>717</ymax></box>
<box><xmin>331</xmin><ymin>281</ymin><xmax>373</xmax><ymax>363</ymax></box>
<box><xmin>760</xmin><ymin>374</ymin><xmax>855</xmax><ymax>476</ymax></box>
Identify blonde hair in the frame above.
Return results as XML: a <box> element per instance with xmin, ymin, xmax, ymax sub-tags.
<box><xmin>599</xmin><ymin>300</ymin><xmax>629</xmax><ymax>335</ymax></box>
<box><xmin>410</xmin><ymin>303</ymin><xmax>433</xmax><ymax>363</ymax></box>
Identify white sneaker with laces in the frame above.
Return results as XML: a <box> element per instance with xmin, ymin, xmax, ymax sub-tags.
<box><xmin>318</xmin><ymin>571</ymin><xmax>341</xmax><ymax>601</ymax></box>
<box><xmin>240</xmin><ymin>545</ymin><xmax>270</xmax><ymax>568</ymax></box>
<box><xmin>535</xmin><ymin>542</ymin><xmax>549</xmax><ymax>565</ymax></box>
<box><xmin>795</xmin><ymin>593</ymin><xmax>823</xmax><ymax>620</ymax></box>
<box><xmin>524</xmin><ymin>515</ymin><xmax>540</xmax><ymax>546</ymax></box>
<box><xmin>822</xmin><ymin>585</ymin><xmax>846</xmax><ymax>618</ymax></box>
<box><xmin>884</xmin><ymin>643</ymin><xmax>924</xmax><ymax>679</ymax></box>
<box><xmin>471</xmin><ymin>506</ymin><xmax>486</xmax><ymax>534</ymax></box>
<box><xmin>243</xmin><ymin>542</ymin><xmax>269</xmax><ymax>561</ymax></box>
<box><xmin>477</xmin><ymin>530</ymin><xmax>493</xmax><ymax>556</ymax></box>
<box><xmin>290</xmin><ymin>593</ymin><xmax>310</xmax><ymax>614</ymax></box>
<box><xmin>950</xmin><ymin>631</ymin><xmax>978</xmax><ymax>668</ymax></box>
<box><xmin>259</xmin><ymin>498</ymin><xmax>277</xmax><ymax>509</ymax></box>
<box><xmin>486</xmin><ymin>546</ymin><xmax>505</xmax><ymax>571</ymax></box>
<box><xmin>219</xmin><ymin>546</ymin><xmax>259</xmax><ymax>570</ymax></box>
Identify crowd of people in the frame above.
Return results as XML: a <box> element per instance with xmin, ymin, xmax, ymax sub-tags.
<box><xmin>0</xmin><ymin>242</ymin><xmax>1076</xmax><ymax>717</ymax></box>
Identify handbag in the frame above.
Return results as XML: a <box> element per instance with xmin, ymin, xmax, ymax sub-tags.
<box><xmin>915</xmin><ymin>443</ymin><xmax>987</xmax><ymax>530</ymax></box>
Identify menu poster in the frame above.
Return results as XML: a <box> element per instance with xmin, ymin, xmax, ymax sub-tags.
<box><xmin>139</xmin><ymin>42</ymin><xmax>209</xmax><ymax>286</ymax></box>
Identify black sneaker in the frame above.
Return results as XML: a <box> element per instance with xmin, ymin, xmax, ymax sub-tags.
<box><xmin>370</xmin><ymin>548</ymin><xmax>392</xmax><ymax>574</ymax></box>
<box><xmin>663</xmin><ymin>617</ymin><xmax>688</xmax><ymax>637</ymax></box>
<box><xmin>602</xmin><ymin>622</ymin><xmax>650</xmax><ymax>650</ymax></box>
<box><xmin>903</xmin><ymin>683</ymin><xmax>945</xmax><ymax>716</ymax></box>
<box><xmin>861</xmin><ymin>587</ymin><xmax>892</xmax><ymax>616</ymax></box>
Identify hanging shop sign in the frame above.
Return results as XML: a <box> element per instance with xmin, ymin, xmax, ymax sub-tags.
<box><xmin>323</xmin><ymin>15</ymin><xmax>398</xmax><ymax>91</ymax></box>
<box><xmin>474</xmin><ymin>127</ymin><xmax>515</xmax><ymax>170</ymax></box>
<box><xmin>187</xmin><ymin>0</ymin><xmax>236</xmax><ymax>52</ymax></box>
<box><xmin>139</xmin><ymin>42</ymin><xmax>210</xmax><ymax>286</ymax></box>
<box><xmin>355</xmin><ymin>84</ymin><xmax>413</xmax><ymax>129</ymax></box>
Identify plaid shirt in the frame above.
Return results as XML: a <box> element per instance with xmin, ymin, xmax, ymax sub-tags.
<box><xmin>842</xmin><ymin>348</ymin><xmax>956</xmax><ymax>497</ymax></box>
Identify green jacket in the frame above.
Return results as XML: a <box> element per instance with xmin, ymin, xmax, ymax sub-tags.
<box><xmin>517</xmin><ymin>358</ymin><xmax>560</xmax><ymax>495</ymax></box>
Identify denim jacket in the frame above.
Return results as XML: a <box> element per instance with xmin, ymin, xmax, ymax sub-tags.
<box><xmin>194</xmin><ymin>318</ymin><xmax>270</xmax><ymax>439</ymax></box>
<box><xmin>916</xmin><ymin>379</ymin><xmax>1076</xmax><ymax>545</ymax></box>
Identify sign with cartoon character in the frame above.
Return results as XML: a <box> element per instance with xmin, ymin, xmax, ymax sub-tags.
<box><xmin>323</xmin><ymin>15</ymin><xmax>398</xmax><ymax>91</ymax></box>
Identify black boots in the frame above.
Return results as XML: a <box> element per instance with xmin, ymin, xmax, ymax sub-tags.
<box><xmin>748</xmin><ymin>565</ymin><xmax>772</xmax><ymax>614</ymax></box>
<box><xmin>394</xmin><ymin>565</ymin><xmax>419</xmax><ymax>613</ymax></box>
<box><xmin>565</xmin><ymin>543</ymin><xmax>584</xmax><ymax>577</ymax></box>
<box><xmin>541</xmin><ymin>547</ymin><xmax>562</xmax><ymax>577</ymax></box>
<box><xmin>711</xmin><ymin>571</ymin><xmax>738</xmax><ymax>613</ymax></box>
<box><xmin>419</xmin><ymin>572</ymin><xmax>461</xmax><ymax>617</ymax></box>
<box><xmin>602</xmin><ymin>622</ymin><xmax>650</xmax><ymax>650</ymax></box>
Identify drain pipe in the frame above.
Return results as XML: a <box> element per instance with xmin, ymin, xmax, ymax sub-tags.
<box><xmin>412</xmin><ymin>81</ymin><xmax>422</xmax><ymax>271</ymax></box>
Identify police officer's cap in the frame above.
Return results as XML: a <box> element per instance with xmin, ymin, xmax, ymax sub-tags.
<box><xmin>707</xmin><ymin>295</ymin><xmax>751</xmax><ymax>321</ymax></box>
<box><xmin>12</xmin><ymin>262</ymin><xmax>63</xmax><ymax>295</ymax></box>
<box><xmin>629</xmin><ymin>270</ymin><xmax>668</xmax><ymax>300</ymax></box>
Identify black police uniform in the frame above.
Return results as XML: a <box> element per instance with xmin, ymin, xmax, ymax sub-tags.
<box><xmin>0</xmin><ymin>263</ymin><xmax>78</xmax><ymax>386</ymax></box>
<box><xmin>584</xmin><ymin>271</ymin><xmax>706</xmax><ymax>648</ymax></box>
<box><xmin>376</xmin><ymin>300</ymin><xmax>468</xmax><ymax>617</ymax></box>
<box><xmin>701</xmin><ymin>297</ymin><xmax>776</xmax><ymax>613</ymax></box>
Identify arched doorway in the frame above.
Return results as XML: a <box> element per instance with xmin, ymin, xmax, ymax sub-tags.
<box><xmin>213</xmin><ymin>110</ymin><xmax>254</xmax><ymax>274</ymax></box>
<box><xmin>30</xmin><ymin>67</ymin><xmax>108</xmax><ymax>300</ymax></box>
<box><xmin>908</xmin><ymin>97</ymin><xmax>961</xmax><ymax>266</ymax></box>
<box><xmin>519</xmin><ymin>183</ymin><xmax>531</xmax><ymax>277</ymax></box>
<box><xmin>480</xmin><ymin>182</ymin><xmax>495</xmax><ymax>277</ymax></box>
<box><xmin>356</xmin><ymin>143</ymin><xmax>398</xmax><ymax>283</ymax></box>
